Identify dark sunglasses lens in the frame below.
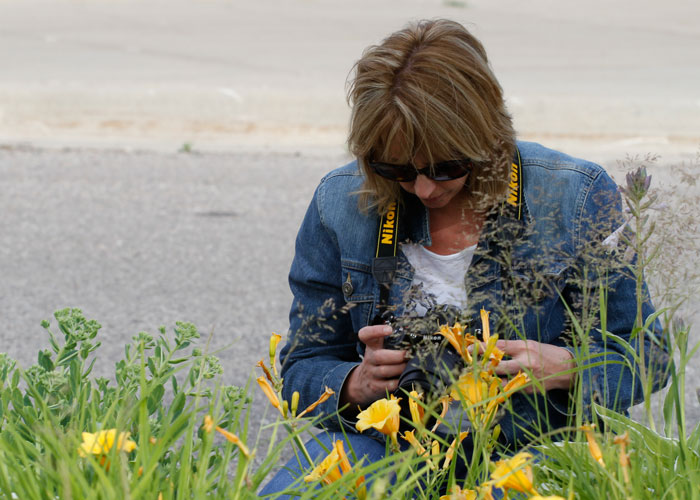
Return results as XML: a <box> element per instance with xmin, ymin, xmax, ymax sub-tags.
<box><xmin>369</xmin><ymin>159</ymin><xmax>472</xmax><ymax>181</ymax></box>
<box><xmin>427</xmin><ymin>160</ymin><xmax>472</xmax><ymax>180</ymax></box>
<box><xmin>369</xmin><ymin>162</ymin><xmax>417</xmax><ymax>182</ymax></box>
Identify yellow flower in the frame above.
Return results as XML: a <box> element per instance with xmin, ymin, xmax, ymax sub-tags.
<box><xmin>296</xmin><ymin>386</ymin><xmax>335</xmax><ymax>418</ymax></box>
<box><xmin>408</xmin><ymin>390</ymin><xmax>425</xmax><ymax>427</ymax></box>
<box><xmin>203</xmin><ymin>415</ymin><xmax>215</xmax><ymax>433</ymax></box>
<box><xmin>480</xmin><ymin>334</ymin><xmax>505</xmax><ymax>369</ymax></box>
<box><xmin>450</xmin><ymin>371</ymin><xmax>499</xmax><ymax>425</ymax></box>
<box><xmin>480</xmin><ymin>308</ymin><xmax>491</xmax><ymax>341</ymax></box>
<box><xmin>443</xmin><ymin>431</ymin><xmax>469</xmax><ymax>470</ymax></box>
<box><xmin>581</xmin><ymin>424</ymin><xmax>605</xmax><ymax>467</ymax></box>
<box><xmin>214</xmin><ymin>426</ymin><xmax>251</xmax><ymax>458</ymax></box>
<box><xmin>614</xmin><ymin>431</ymin><xmax>631</xmax><ymax>483</ymax></box>
<box><xmin>438</xmin><ymin>323</ymin><xmax>477</xmax><ymax>362</ymax></box>
<box><xmin>256</xmin><ymin>376</ymin><xmax>283</xmax><ymax>415</ymax></box>
<box><xmin>78</xmin><ymin>429</ymin><xmax>137</xmax><ymax>457</ymax></box>
<box><xmin>440</xmin><ymin>485</ymin><xmax>477</xmax><ymax>500</ymax></box>
<box><xmin>498</xmin><ymin>371</ymin><xmax>530</xmax><ymax>403</ymax></box>
<box><xmin>304</xmin><ymin>444</ymin><xmax>342</xmax><ymax>484</ymax></box>
<box><xmin>304</xmin><ymin>440</ymin><xmax>366</xmax><ymax>497</ymax></box>
<box><xmin>431</xmin><ymin>394</ymin><xmax>452</xmax><ymax>433</ymax></box>
<box><xmin>490</xmin><ymin>452</ymin><xmax>538</xmax><ymax>496</ymax></box>
<box><xmin>291</xmin><ymin>391</ymin><xmax>300</xmax><ymax>417</ymax></box>
<box><xmin>356</xmin><ymin>396</ymin><xmax>401</xmax><ymax>442</ymax></box>
<box><xmin>269</xmin><ymin>333</ymin><xmax>282</xmax><ymax>376</ymax></box>
<box><xmin>256</xmin><ymin>359</ymin><xmax>275</xmax><ymax>384</ymax></box>
<box><xmin>402</xmin><ymin>430</ymin><xmax>427</xmax><ymax>456</ymax></box>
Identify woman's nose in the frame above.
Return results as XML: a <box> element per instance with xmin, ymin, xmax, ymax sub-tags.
<box><xmin>413</xmin><ymin>174</ymin><xmax>437</xmax><ymax>199</ymax></box>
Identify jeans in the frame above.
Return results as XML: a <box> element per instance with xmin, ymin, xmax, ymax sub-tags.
<box><xmin>259</xmin><ymin>432</ymin><xmax>388</xmax><ymax>498</ymax></box>
<box><xmin>258</xmin><ymin>431</ymin><xmax>511</xmax><ymax>499</ymax></box>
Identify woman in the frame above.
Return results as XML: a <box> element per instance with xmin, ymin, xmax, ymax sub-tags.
<box><xmin>262</xmin><ymin>18</ymin><xmax>667</xmax><ymax>495</ymax></box>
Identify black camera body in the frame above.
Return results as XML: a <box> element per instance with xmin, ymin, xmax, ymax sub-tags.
<box><xmin>374</xmin><ymin>304</ymin><xmax>467</xmax><ymax>397</ymax></box>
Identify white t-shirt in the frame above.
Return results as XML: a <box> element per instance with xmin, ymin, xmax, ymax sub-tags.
<box><xmin>400</xmin><ymin>242</ymin><xmax>476</xmax><ymax>315</ymax></box>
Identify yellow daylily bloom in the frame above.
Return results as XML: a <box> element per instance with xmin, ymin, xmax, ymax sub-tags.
<box><xmin>78</xmin><ymin>429</ymin><xmax>137</xmax><ymax>457</ymax></box>
<box><xmin>408</xmin><ymin>390</ymin><xmax>425</xmax><ymax>427</ymax></box>
<box><xmin>614</xmin><ymin>431</ymin><xmax>630</xmax><ymax>483</ymax></box>
<box><xmin>291</xmin><ymin>391</ymin><xmax>300</xmax><ymax>417</ymax></box>
<box><xmin>296</xmin><ymin>386</ymin><xmax>335</xmax><ymax>418</ymax></box>
<box><xmin>499</xmin><ymin>371</ymin><xmax>530</xmax><ymax>403</ymax></box>
<box><xmin>203</xmin><ymin>415</ymin><xmax>215</xmax><ymax>433</ymax></box>
<box><xmin>304</xmin><ymin>439</ymin><xmax>366</xmax><ymax>499</ymax></box>
<box><xmin>215</xmin><ymin>426</ymin><xmax>251</xmax><ymax>458</ymax></box>
<box><xmin>356</xmin><ymin>395</ymin><xmax>401</xmax><ymax>443</ymax></box>
<box><xmin>269</xmin><ymin>333</ymin><xmax>282</xmax><ymax>376</ymax></box>
<box><xmin>256</xmin><ymin>376</ymin><xmax>283</xmax><ymax>415</ymax></box>
<box><xmin>490</xmin><ymin>452</ymin><xmax>538</xmax><ymax>496</ymax></box>
<box><xmin>438</xmin><ymin>323</ymin><xmax>477</xmax><ymax>362</ymax></box>
<box><xmin>304</xmin><ymin>443</ymin><xmax>343</xmax><ymax>485</ymax></box>
<box><xmin>443</xmin><ymin>431</ymin><xmax>469</xmax><ymax>470</ymax></box>
<box><xmin>431</xmin><ymin>439</ymin><xmax>441</xmax><ymax>458</ymax></box>
<box><xmin>480</xmin><ymin>308</ymin><xmax>491</xmax><ymax>342</ymax></box>
<box><xmin>439</xmin><ymin>484</ymin><xmax>477</xmax><ymax>500</ymax></box>
<box><xmin>451</xmin><ymin>372</ymin><xmax>499</xmax><ymax>426</ymax></box>
<box><xmin>402</xmin><ymin>430</ymin><xmax>427</xmax><ymax>456</ymax></box>
<box><xmin>480</xmin><ymin>334</ymin><xmax>504</xmax><ymax>369</ymax></box>
<box><xmin>582</xmin><ymin>424</ymin><xmax>605</xmax><ymax>467</ymax></box>
<box><xmin>256</xmin><ymin>359</ymin><xmax>275</xmax><ymax>384</ymax></box>
<box><xmin>431</xmin><ymin>394</ymin><xmax>452</xmax><ymax>433</ymax></box>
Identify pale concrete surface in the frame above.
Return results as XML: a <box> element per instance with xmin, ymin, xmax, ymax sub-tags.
<box><xmin>0</xmin><ymin>0</ymin><xmax>699</xmax><ymax>157</ymax></box>
<box><xmin>1</xmin><ymin>0</ymin><xmax>699</xmax><ymax>453</ymax></box>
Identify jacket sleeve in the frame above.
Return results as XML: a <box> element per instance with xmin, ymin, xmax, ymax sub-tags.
<box><xmin>279</xmin><ymin>182</ymin><xmax>361</xmax><ymax>431</ymax></box>
<box><xmin>565</xmin><ymin>170</ymin><xmax>669</xmax><ymax>419</ymax></box>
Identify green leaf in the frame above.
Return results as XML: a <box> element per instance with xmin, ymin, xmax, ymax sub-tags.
<box><xmin>147</xmin><ymin>357</ymin><xmax>157</xmax><ymax>377</ymax></box>
<box><xmin>56</xmin><ymin>349</ymin><xmax>78</xmax><ymax>366</ymax></box>
<box><xmin>168</xmin><ymin>391</ymin><xmax>186</xmax><ymax>423</ymax></box>
<box><xmin>168</xmin><ymin>357</ymin><xmax>190</xmax><ymax>365</ymax></box>
<box><xmin>595</xmin><ymin>403</ymin><xmax>677</xmax><ymax>461</ymax></box>
<box><xmin>37</xmin><ymin>350</ymin><xmax>54</xmax><ymax>372</ymax></box>
<box><xmin>662</xmin><ymin>362</ymin><xmax>677</xmax><ymax>437</ymax></box>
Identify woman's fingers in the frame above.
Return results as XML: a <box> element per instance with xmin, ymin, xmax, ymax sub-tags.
<box><xmin>358</xmin><ymin>324</ymin><xmax>393</xmax><ymax>349</ymax></box>
<box><xmin>493</xmin><ymin>359</ymin><xmax>526</xmax><ymax>376</ymax></box>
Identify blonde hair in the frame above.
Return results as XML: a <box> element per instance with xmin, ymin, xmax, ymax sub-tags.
<box><xmin>347</xmin><ymin>19</ymin><xmax>516</xmax><ymax>214</ymax></box>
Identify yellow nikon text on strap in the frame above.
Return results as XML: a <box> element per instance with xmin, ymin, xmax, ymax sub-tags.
<box><xmin>380</xmin><ymin>202</ymin><xmax>398</xmax><ymax>247</ymax></box>
<box><xmin>504</xmin><ymin>147</ymin><xmax>523</xmax><ymax>221</ymax></box>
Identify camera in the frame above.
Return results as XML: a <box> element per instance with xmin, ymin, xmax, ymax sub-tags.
<box><xmin>374</xmin><ymin>304</ymin><xmax>467</xmax><ymax>397</ymax></box>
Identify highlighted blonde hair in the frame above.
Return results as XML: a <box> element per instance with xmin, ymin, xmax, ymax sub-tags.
<box><xmin>347</xmin><ymin>19</ymin><xmax>516</xmax><ymax>214</ymax></box>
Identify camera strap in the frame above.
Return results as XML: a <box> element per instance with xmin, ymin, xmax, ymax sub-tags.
<box><xmin>370</xmin><ymin>147</ymin><xmax>523</xmax><ymax>315</ymax></box>
<box><xmin>372</xmin><ymin>200</ymin><xmax>399</xmax><ymax>314</ymax></box>
<box><xmin>502</xmin><ymin>147</ymin><xmax>524</xmax><ymax>222</ymax></box>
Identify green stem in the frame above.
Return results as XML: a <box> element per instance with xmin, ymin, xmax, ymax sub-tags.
<box><xmin>284</xmin><ymin>422</ymin><xmax>314</xmax><ymax>467</ymax></box>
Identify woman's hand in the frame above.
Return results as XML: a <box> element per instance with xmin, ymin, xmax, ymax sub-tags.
<box><xmin>492</xmin><ymin>339</ymin><xmax>575</xmax><ymax>392</ymax></box>
<box><xmin>339</xmin><ymin>324</ymin><xmax>407</xmax><ymax>409</ymax></box>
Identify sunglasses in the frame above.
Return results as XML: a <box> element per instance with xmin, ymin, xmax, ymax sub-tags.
<box><xmin>368</xmin><ymin>159</ymin><xmax>474</xmax><ymax>182</ymax></box>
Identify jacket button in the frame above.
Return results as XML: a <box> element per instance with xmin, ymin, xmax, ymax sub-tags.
<box><xmin>342</xmin><ymin>273</ymin><xmax>354</xmax><ymax>297</ymax></box>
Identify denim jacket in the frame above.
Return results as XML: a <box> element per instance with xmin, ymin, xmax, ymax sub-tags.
<box><xmin>280</xmin><ymin>141</ymin><xmax>669</xmax><ymax>448</ymax></box>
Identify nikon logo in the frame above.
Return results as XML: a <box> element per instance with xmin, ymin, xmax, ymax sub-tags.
<box><xmin>381</xmin><ymin>202</ymin><xmax>397</xmax><ymax>245</ymax></box>
<box><xmin>507</xmin><ymin>161</ymin><xmax>519</xmax><ymax>207</ymax></box>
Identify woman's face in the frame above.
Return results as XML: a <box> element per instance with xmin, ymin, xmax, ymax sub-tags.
<box><xmin>395</xmin><ymin>153</ymin><xmax>469</xmax><ymax>210</ymax></box>
<box><xmin>399</xmin><ymin>172</ymin><xmax>469</xmax><ymax>210</ymax></box>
